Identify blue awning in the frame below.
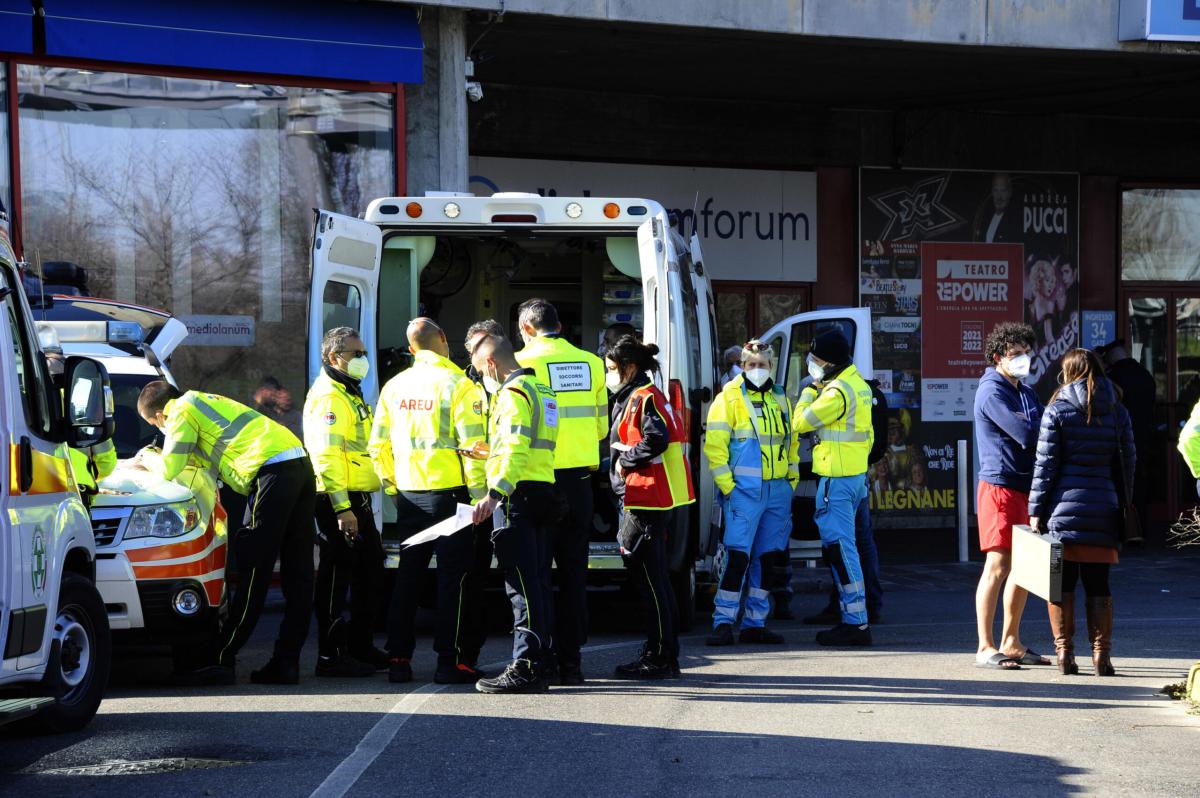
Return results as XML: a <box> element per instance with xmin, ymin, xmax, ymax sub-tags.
<box><xmin>0</xmin><ymin>0</ymin><xmax>33</xmax><ymax>55</ymax></box>
<box><xmin>43</xmin><ymin>0</ymin><xmax>423</xmax><ymax>84</ymax></box>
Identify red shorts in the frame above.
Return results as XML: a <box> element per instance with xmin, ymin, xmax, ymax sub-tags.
<box><xmin>976</xmin><ymin>481</ymin><xmax>1029</xmax><ymax>553</ymax></box>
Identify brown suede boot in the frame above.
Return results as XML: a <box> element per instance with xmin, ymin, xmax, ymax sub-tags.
<box><xmin>1047</xmin><ymin>592</ymin><xmax>1078</xmax><ymax>675</ymax></box>
<box><xmin>1086</xmin><ymin>596</ymin><xmax>1116</xmax><ymax>676</ymax></box>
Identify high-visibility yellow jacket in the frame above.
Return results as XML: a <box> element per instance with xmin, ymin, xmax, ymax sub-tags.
<box><xmin>486</xmin><ymin>369</ymin><xmax>558</xmax><ymax>497</ymax></box>
<box><xmin>704</xmin><ymin>375</ymin><xmax>799</xmax><ymax>497</ymax></box>
<box><xmin>159</xmin><ymin>391</ymin><xmax>304</xmax><ymax>496</ymax></box>
<box><xmin>369</xmin><ymin>350</ymin><xmax>486</xmax><ymax>497</ymax></box>
<box><xmin>516</xmin><ymin>335</ymin><xmax>606</xmax><ymax>470</ymax></box>
<box><xmin>793</xmin><ymin>364</ymin><xmax>874</xmax><ymax>478</ymax></box>
<box><xmin>303</xmin><ymin>369</ymin><xmax>381</xmax><ymax>512</ymax></box>
<box><xmin>1178</xmin><ymin>399</ymin><xmax>1200</xmax><ymax>478</ymax></box>
<box><xmin>68</xmin><ymin>438</ymin><xmax>117</xmax><ymax>494</ymax></box>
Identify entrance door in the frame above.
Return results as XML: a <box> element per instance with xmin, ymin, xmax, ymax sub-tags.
<box><xmin>1122</xmin><ymin>290</ymin><xmax>1200</xmax><ymax>522</ymax></box>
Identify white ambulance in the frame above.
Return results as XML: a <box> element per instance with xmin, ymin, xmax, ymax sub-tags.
<box><xmin>35</xmin><ymin>298</ymin><xmax>228</xmax><ymax>665</ymax></box>
<box><xmin>308</xmin><ymin>194</ymin><xmax>871</xmax><ymax>625</ymax></box>
<box><xmin>0</xmin><ymin>228</ymin><xmax>115</xmax><ymax>732</ymax></box>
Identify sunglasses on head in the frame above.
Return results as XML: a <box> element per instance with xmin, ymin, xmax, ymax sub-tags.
<box><xmin>744</xmin><ymin>340</ymin><xmax>770</xmax><ymax>353</ymax></box>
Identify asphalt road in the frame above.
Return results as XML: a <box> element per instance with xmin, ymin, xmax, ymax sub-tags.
<box><xmin>3</xmin><ymin>553</ymin><xmax>1199</xmax><ymax>797</ymax></box>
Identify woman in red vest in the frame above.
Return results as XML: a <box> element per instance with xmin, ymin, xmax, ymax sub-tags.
<box><xmin>605</xmin><ymin>335</ymin><xmax>695</xmax><ymax>680</ymax></box>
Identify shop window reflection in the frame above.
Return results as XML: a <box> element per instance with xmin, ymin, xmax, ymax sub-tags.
<box><xmin>16</xmin><ymin>65</ymin><xmax>394</xmax><ymax>407</ymax></box>
<box><xmin>1122</xmin><ymin>189</ymin><xmax>1200</xmax><ymax>282</ymax></box>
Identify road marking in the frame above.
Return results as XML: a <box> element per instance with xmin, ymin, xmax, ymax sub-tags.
<box><xmin>309</xmin><ymin>683</ymin><xmax>444</xmax><ymax>798</ymax></box>
<box><xmin>309</xmin><ymin>638</ymin><xmax>650</xmax><ymax>798</ymax></box>
<box><xmin>309</xmin><ymin>612</ymin><xmax>1200</xmax><ymax>797</ymax></box>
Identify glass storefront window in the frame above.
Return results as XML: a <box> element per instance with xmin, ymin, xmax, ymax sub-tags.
<box><xmin>17</xmin><ymin>65</ymin><xmax>394</xmax><ymax>403</ymax></box>
<box><xmin>1122</xmin><ymin>188</ymin><xmax>1200</xmax><ymax>281</ymax></box>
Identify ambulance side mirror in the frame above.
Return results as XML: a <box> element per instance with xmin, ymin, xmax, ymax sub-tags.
<box><xmin>63</xmin><ymin>356</ymin><xmax>115</xmax><ymax>448</ymax></box>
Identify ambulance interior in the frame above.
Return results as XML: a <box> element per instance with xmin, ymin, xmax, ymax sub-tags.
<box><xmin>370</xmin><ymin>229</ymin><xmax>648</xmax><ymax>544</ymax></box>
<box><xmin>374</xmin><ymin>230</ymin><xmax>645</xmax><ymax>385</ymax></box>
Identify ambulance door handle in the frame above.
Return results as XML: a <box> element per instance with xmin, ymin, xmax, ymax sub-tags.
<box><xmin>18</xmin><ymin>436</ymin><xmax>33</xmax><ymax>493</ymax></box>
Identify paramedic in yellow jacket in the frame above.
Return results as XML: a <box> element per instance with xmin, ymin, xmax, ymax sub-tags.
<box><xmin>303</xmin><ymin>326</ymin><xmax>383</xmax><ymax>679</ymax></box>
<box><xmin>515</xmin><ymin>298</ymin><xmax>607</xmax><ymax>685</ymax></box>
<box><xmin>793</xmin><ymin>330</ymin><xmax>875</xmax><ymax>647</ymax></box>
<box><xmin>467</xmin><ymin>333</ymin><xmax>558</xmax><ymax>694</ymax></box>
<box><xmin>703</xmin><ymin>340</ymin><xmax>799</xmax><ymax>647</ymax></box>
<box><xmin>1178</xmin><ymin>398</ymin><xmax>1200</xmax><ymax>499</ymax></box>
<box><xmin>369</xmin><ymin>318</ymin><xmax>487</xmax><ymax>686</ymax></box>
<box><xmin>138</xmin><ymin>381</ymin><xmax>315</xmax><ymax>686</ymax></box>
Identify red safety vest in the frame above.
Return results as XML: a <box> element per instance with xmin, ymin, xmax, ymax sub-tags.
<box><xmin>616</xmin><ymin>384</ymin><xmax>696</xmax><ymax>511</ymax></box>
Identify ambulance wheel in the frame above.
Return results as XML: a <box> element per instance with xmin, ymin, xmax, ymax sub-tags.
<box><xmin>31</xmin><ymin>574</ymin><xmax>112</xmax><ymax>733</ymax></box>
<box><xmin>671</xmin><ymin>563</ymin><xmax>696</xmax><ymax>633</ymax></box>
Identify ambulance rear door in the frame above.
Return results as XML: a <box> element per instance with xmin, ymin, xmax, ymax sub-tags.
<box><xmin>308</xmin><ymin>210</ymin><xmax>383</xmax><ymax>403</ymax></box>
<box><xmin>636</xmin><ymin>210</ymin><xmax>672</xmax><ymax>384</ymax></box>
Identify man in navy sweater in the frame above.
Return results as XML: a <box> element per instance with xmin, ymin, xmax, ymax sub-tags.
<box><xmin>973</xmin><ymin>322</ymin><xmax>1050</xmax><ymax>671</ymax></box>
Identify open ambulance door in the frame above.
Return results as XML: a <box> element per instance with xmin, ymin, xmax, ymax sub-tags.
<box><xmin>636</xmin><ymin>210</ymin><xmax>672</xmax><ymax>386</ymax></box>
<box><xmin>687</xmin><ymin>232</ymin><xmax>719</xmax><ymax>567</ymax></box>
<box><xmin>758</xmin><ymin>306</ymin><xmax>874</xmax><ymax>556</ymax></box>
<box><xmin>307</xmin><ymin>210</ymin><xmax>383</xmax><ymax>403</ymax></box>
<box><xmin>759</xmin><ymin>306</ymin><xmax>873</xmax><ymax>406</ymax></box>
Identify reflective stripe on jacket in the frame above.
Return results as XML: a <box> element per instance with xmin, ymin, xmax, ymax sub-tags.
<box><xmin>793</xmin><ymin>364</ymin><xmax>874</xmax><ymax>478</ymax></box>
<box><xmin>68</xmin><ymin>438</ymin><xmax>116</xmax><ymax>493</ymax></box>
<box><xmin>516</xmin><ymin>334</ymin><xmax>607</xmax><ymax>470</ymax></box>
<box><xmin>369</xmin><ymin>350</ymin><xmax>486</xmax><ymax>497</ymax></box>
<box><xmin>616</xmin><ymin>382</ymin><xmax>696</xmax><ymax>511</ymax></box>
<box><xmin>303</xmin><ymin>370</ymin><xmax>380</xmax><ymax>512</ymax></box>
<box><xmin>160</xmin><ymin>391</ymin><xmax>303</xmax><ymax>496</ymax></box>
<box><xmin>486</xmin><ymin>369</ymin><xmax>558</xmax><ymax>496</ymax></box>
<box><xmin>703</xmin><ymin>375</ymin><xmax>799</xmax><ymax>497</ymax></box>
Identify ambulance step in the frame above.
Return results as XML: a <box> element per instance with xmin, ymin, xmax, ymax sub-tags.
<box><xmin>0</xmin><ymin>696</ymin><xmax>55</xmax><ymax>727</ymax></box>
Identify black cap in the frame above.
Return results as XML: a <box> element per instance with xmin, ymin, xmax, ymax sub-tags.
<box><xmin>810</xmin><ymin>330</ymin><xmax>851</xmax><ymax>365</ymax></box>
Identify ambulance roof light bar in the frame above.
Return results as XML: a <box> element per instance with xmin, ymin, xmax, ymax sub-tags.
<box><xmin>44</xmin><ymin>319</ymin><xmax>144</xmax><ymax>345</ymax></box>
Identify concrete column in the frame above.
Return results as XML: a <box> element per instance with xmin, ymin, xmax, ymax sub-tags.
<box><xmin>405</xmin><ymin>7</ymin><xmax>469</xmax><ymax>195</ymax></box>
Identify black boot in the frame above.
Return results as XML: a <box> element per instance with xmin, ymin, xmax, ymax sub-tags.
<box><xmin>315</xmin><ymin>655</ymin><xmax>375</xmax><ymax>678</ymax></box>
<box><xmin>435</xmin><ymin>662</ymin><xmax>489</xmax><ymax>684</ymax></box>
<box><xmin>771</xmin><ymin>594</ymin><xmax>796</xmax><ymax>621</ymax></box>
<box><xmin>705</xmin><ymin>623</ymin><xmax>734</xmax><ymax>646</ymax></box>
<box><xmin>613</xmin><ymin>649</ymin><xmax>677</xmax><ymax>681</ymax></box>
<box><xmin>388</xmin><ymin>657</ymin><xmax>413</xmax><ymax>684</ymax></box>
<box><xmin>815</xmin><ymin>623</ymin><xmax>872</xmax><ymax>647</ymax></box>
<box><xmin>475</xmin><ymin>661</ymin><xmax>548</xmax><ymax>694</ymax></box>
<box><xmin>557</xmin><ymin>661</ymin><xmax>585</xmax><ymax>686</ymax></box>
<box><xmin>250</xmin><ymin>658</ymin><xmax>300</xmax><ymax>685</ymax></box>
<box><xmin>349</xmin><ymin>646</ymin><xmax>391</xmax><ymax>672</ymax></box>
<box><xmin>739</xmin><ymin>627</ymin><xmax>786</xmax><ymax>644</ymax></box>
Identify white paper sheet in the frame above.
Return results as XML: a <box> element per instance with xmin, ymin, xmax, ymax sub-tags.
<box><xmin>400</xmin><ymin>502</ymin><xmax>475</xmax><ymax>547</ymax></box>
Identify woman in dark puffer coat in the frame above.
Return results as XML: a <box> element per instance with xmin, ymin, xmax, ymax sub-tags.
<box><xmin>1028</xmin><ymin>348</ymin><xmax>1134</xmax><ymax>677</ymax></box>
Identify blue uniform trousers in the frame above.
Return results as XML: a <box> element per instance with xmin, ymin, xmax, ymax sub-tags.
<box><xmin>713</xmin><ymin>478</ymin><xmax>793</xmax><ymax>630</ymax></box>
<box><xmin>815</xmin><ymin>475</ymin><xmax>869</xmax><ymax>625</ymax></box>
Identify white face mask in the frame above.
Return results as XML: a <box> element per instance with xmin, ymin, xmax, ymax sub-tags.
<box><xmin>605</xmin><ymin>371</ymin><xmax>624</xmax><ymax>391</ymax></box>
<box><xmin>1004</xmin><ymin>353</ymin><xmax>1031</xmax><ymax>380</ymax></box>
<box><xmin>481</xmin><ymin>364</ymin><xmax>502</xmax><ymax>394</ymax></box>
<box><xmin>344</xmin><ymin>356</ymin><xmax>370</xmax><ymax>381</ymax></box>
<box><xmin>744</xmin><ymin>367</ymin><xmax>771</xmax><ymax>389</ymax></box>
<box><xmin>807</xmin><ymin>355</ymin><xmax>825</xmax><ymax>383</ymax></box>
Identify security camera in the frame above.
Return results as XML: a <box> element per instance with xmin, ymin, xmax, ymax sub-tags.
<box><xmin>466</xmin><ymin>81</ymin><xmax>483</xmax><ymax>103</ymax></box>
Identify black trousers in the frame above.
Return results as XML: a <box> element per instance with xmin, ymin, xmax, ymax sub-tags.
<box><xmin>459</xmin><ymin>518</ymin><xmax>494</xmax><ymax>666</ymax></box>
<box><xmin>622</xmin><ymin>509</ymin><xmax>679</xmax><ymax>660</ymax></box>
<box><xmin>216</xmin><ymin>457</ymin><xmax>316</xmax><ymax>667</ymax></box>
<box><xmin>493</xmin><ymin>483</ymin><xmax>554</xmax><ymax>665</ymax></box>
<box><xmin>544</xmin><ymin>467</ymin><xmax>592</xmax><ymax>666</ymax></box>
<box><xmin>387</xmin><ymin>487</ymin><xmax>474</xmax><ymax>666</ymax></box>
<box><xmin>1062</xmin><ymin>560</ymin><xmax>1112</xmax><ymax>598</ymax></box>
<box><xmin>314</xmin><ymin>491</ymin><xmax>384</xmax><ymax>659</ymax></box>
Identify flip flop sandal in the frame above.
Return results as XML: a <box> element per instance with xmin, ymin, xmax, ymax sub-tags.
<box><xmin>1012</xmin><ymin>648</ymin><xmax>1051</xmax><ymax>666</ymax></box>
<box><xmin>975</xmin><ymin>652</ymin><xmax>1022</xmax><ymax>670</ymax></box>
